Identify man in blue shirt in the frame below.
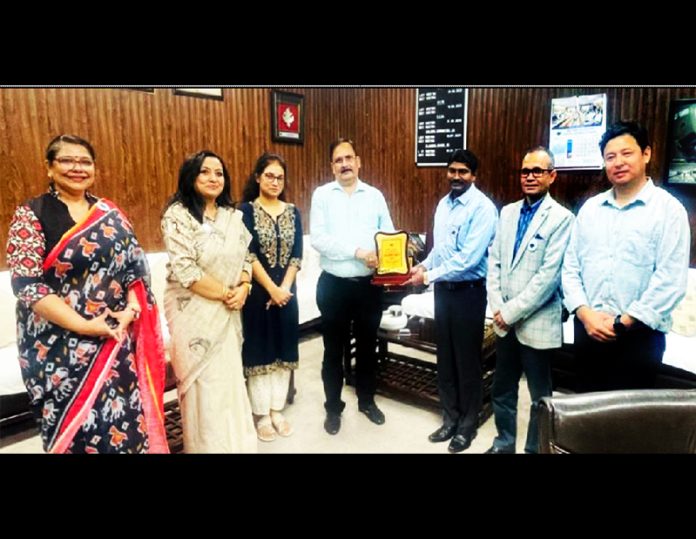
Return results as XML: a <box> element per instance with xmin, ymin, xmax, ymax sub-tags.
<box><xmin>310</xmin><ymin>138</ymin><xmax>395</xmax><ymax>435</ymax></box>
<box><xmin>562</xmin><ymin>121</ymin><xmax>690</xmax><ymax>391</ymax></box>
<box><xmin>405</xmin><ymin>149</ymin><xmax>498</xmax><ymax>453</ymax></box>
<box><xmin>486</xmin><ymin>147</ymin><xmax>574</xmax><ymax>454</ymax></box>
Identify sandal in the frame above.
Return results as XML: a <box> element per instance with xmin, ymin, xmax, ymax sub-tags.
<box><xmin>256</xmin><ymin>416</ymin><xmax>276</xmax><ymax>442</ymax></box>
<box><xmin>270</xmin><ymin>411</ymin><xmax>294</xmax><ymax>437</ymax></box>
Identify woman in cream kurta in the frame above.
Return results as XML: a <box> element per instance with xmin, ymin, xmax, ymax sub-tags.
<box><xmin>161</xmin><ymin>151</ymin><xmax>256</xmax><ymax>453</ymax></box>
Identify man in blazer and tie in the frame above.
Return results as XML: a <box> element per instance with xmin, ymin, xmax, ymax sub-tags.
<box><xmin>486</xmin><ymin>147</ymin><xmax>574</xmax><ymax>454</ymax></box>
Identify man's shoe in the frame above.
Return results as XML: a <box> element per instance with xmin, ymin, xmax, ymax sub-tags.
<box><xmin>428</xmin><ymin>424</ymin><xmax>456</xmax><ymax>443</ymax></box>
<box><xmin>448</xmin><ymin>431</ymin><xmax>477</xmax><ymax>453</ymax></box>
<box><xmin>358</xmin><ymin>403</ymin><xmax>386</xmax><ymax>425</ymax></box>
<box><xmin>324</xmin><ymin>413</ymin><xmax>341</xmax><ymax>435</ymax></box>
<box><xmin>485</xmin><ymin>445</ymin><xmax>515</xmax><ymax>454</ymax></box>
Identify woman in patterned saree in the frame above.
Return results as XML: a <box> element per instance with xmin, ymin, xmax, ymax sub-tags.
<box><xmin>239</xmin><ymin>152</ymin><xmax>302</xmax><ymax>442</ymax></box>
<box><xmin>6</xmin><ymin>134</ymin><xmax>169</xmax><ymax>454</ymax></box>
<box><xmin>161</xmin><ymin>150</ymin><xmax>256</xmax><ymax>453</ymax></box>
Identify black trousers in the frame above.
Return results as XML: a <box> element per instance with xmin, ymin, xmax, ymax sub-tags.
<box><xmin>434</xmin><ymin>283</ymin><xmax>487</xmax><ymax>435</ymax></box>
<box><xmin>316</xmin><ymin>271</ymin><xmax>383</xmax><ymax>414</ymax></box>
<box><xmin>573</xmin><ymin>316</ymin><xmax>666</xmax><ymax>392</ymax></box>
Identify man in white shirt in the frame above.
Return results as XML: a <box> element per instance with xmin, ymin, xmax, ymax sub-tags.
<box><xmin>310</xmin><ymin>138</ymin><xmax>395</xmax><ymax>435</ymax></box>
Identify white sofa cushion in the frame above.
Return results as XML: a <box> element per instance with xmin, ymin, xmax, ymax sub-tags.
<box><xmin>0</xmin><ymin>272</ymin><xmax>17</xmax><ymax>347</ymax></box>
<box><xmin>296</xmin><ymin>235</ymin><xmax>321</xmax><ymax>325</ymax></box>
<box><xmin>0</xmin><ymin>344</ymin><xmax>24</xmax><ymax>395</ymax></box>
<box><xmin>671</xmin><ymin>268</ymin><xmax>696</xmax><ymax>337</ymax></box>
<box><xmin>145</xmin><ymin>252</ymin><xmax>171</xmax><ymax>350</ymax></box>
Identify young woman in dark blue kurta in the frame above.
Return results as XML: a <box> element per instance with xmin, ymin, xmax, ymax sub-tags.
<box><xmin>239</xmin><ymin>152</ymin><xmax>302</xmax><ymax>441</ymax></box>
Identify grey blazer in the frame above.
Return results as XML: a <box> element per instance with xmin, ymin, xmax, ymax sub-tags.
<box><xmin>487</xmin><ymin>193</ymin><xmax>574</xmax><ymax>349</ymax></box>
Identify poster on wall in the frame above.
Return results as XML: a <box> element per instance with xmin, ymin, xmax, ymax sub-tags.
<box><xmin>549</xmin><ymin>93</ymin><xmax>607</xmax><ymax>169</ymax></box>
<box><xmin>665</xmin><ymin>98</ymin><xmax>696</xmax><ymax>185</ymax></box>
<box><xmin>415</xmin><ymin>88</ymin><xmax>467</xmax><ymax>166</ymax></box>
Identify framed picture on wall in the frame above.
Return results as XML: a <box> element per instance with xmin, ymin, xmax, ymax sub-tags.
<box><xmin>173</xmin><ymin>88</ymin><xmax>223</xmax><ymax>101</ymax></box>
<box><xmin>665</xmin><ymin>98</ymin><xmax>696</xmax><ymax>185</ymax></box>
<box><xmin>271</xmin><ymin>90</ymin><xmax>304</xmax><ymax>144</ymax></box>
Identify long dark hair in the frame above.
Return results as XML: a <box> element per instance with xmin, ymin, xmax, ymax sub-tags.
<box><xmin>240</xmin><ymin>152</ymin><xmax>288</xmax><ymax>203</ymax></box>
<box><xmin>164</xmin><ymin>150</ymin><xmax>234</xmax><ymax>223</ymax></box>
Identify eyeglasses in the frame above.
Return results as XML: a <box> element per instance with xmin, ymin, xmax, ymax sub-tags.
<box><xmin>448</xmin><ymin>167</ymin><xmax>471</xmax><ymax>176</ymax></box>
<box><xmin>332</xmin><ymin>155</ymin><xmax>356</xmax><ymax>166</ymax></box>
<box><xmin>262</xmin><ymin>172</ymin><xmax>285</xmax><ymax>183</ymax></box>
<box><xmin>54</xmin><ymin>156</ymin><xmax>95</xmax><ymax>169</ymax></box>
<box><xmin>520</xmin><ymin>167</ymin><xmax>553</xmax><ymax>178</ymax></box>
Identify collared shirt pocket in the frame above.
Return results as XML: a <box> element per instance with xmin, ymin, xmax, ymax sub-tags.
<box><xmin>447</xmin><ymin>223</ymin><xmax>461</xmax><ymax>248</ymax></box>
<box><xmin>620</xmin><ymin>230</ymin><xmax>657</xmax><ymax>268</ymax></box>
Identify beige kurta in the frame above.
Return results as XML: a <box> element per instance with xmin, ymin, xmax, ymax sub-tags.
<box><xmin>162</xmin><ymin>202</ymin><xmax>256</xmax><ymax>453</ymax></box>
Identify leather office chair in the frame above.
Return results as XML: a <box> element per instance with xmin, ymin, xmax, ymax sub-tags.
<box><xmin>538</xmin><ymin>389</ymin><xmax>696</xmax><ymax>454</ymax></box>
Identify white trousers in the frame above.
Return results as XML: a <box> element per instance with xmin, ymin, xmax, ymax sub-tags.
<box><xmin>247</xmin><ymin>368</ymin><xmax>291</xmax><ymax>416</ymax></box>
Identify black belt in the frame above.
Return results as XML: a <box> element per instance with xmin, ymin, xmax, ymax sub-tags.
<box><xmin>345</xmin><ymin>276</ymin><xmax>372</xmax><ymax>283</ymax></box>
<box><xmin>324</xmin><ymin>272</ymin><xmax>372</xmax><ymax>283</ymax></box>
<box><xmin>435</xmin><ymin>278</ymin><xmax>486</xmax><ymax>290</ymax></box>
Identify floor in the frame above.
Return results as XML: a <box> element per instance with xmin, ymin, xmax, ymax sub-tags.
<box><xmin>0</xmin><ymin>333</ymin><xmax>535</xmax><ymax>454</ymax></box>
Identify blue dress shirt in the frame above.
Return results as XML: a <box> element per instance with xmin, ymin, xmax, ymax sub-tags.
<box><xmin>562</xmin><ymin>179</ymin><xmax>690</xmax><ymax>333</ymax></box>
<box><xmin>421</xmin><ymin>184</ymin><xmax>498</xmax><ymax>282</ymax></box>
<box><xmin>512</xmin><ymin>197</ymin><xmax>543</xmax><ymax>261</ymax></box>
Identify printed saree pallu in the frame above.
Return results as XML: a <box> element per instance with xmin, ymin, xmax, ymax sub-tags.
<box><xmin>14</xmin><ymin>199</ymin><xmax>168</xmax><ymax>453</ymax></box>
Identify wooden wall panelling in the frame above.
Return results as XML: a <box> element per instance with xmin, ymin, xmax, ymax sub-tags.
<box><xmin>1</xmin><ymin>87</ymin><xmax>694</xmax><ymax>269</ymax></box>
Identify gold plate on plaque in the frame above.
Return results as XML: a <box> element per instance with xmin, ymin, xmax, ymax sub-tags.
<box><xmin>371</xmin><ymin>231</ymin><xmax>409</xmax><ymax>286</ymax></box>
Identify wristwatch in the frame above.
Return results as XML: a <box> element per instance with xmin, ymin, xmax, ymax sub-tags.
<box><xmin>613</xmin><ymin>314</ymin><xmax>626</xmax><ymax>335</ymax></box>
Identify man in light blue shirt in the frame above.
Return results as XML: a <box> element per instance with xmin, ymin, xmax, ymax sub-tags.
<box><xmin>405</xmin><ymin>149</ymin><xmax>498</xmax><ymax>453</ymax></box>
<box><xmin>310</xmin><ymin>138</ymin><xmax>395</xmax><ymax>435</ymax></box>
<box><xmin>562</xmin><ymin>121</ymin><xmax>690</xmax><ymax>391</ymax></box>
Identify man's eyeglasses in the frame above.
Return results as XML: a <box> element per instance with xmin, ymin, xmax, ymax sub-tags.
<box><xmin>520</xmin><ymin>167</ymin><xmax>553</xmax><ymax>178</ymax></box>
<box><xmin>333</xmin><ymin>155</ymin><xmax>356</xmax><ymax>166</ymax></box>
<box><xmin>262</xmin><ymin>172</ymin><xmax>285</xmax><ymax>183</ymax></box>
<box><xmin>448</xmin><ymin>167</ymin><xmax>471</xmax><ymax>176</ymax></box>
<box><xmin>54</xmin><ymin>156</ymin><xmax>95</xmax><ymax>169</ymax></box>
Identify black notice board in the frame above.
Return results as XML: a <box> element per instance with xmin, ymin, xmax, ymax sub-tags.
<box><xmin>415</xmin><ymin>88</ymin><xmax>468</xmax><ymax>166</ymax></box>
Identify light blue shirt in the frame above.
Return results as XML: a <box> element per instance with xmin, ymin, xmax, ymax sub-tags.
<box><xmin>421</xmin><ymin>184</ymin><xmax>498</xmax><ymax>282</ymax></box>
<box><xmin>310</xmin><ymin>179</ymin><xmax>394</xmax><ymax>278</ymax></box>
<box><xmin>562</xmin><ymin>179</ymin><xmax>690</xmax><ymax>333</ymax></box>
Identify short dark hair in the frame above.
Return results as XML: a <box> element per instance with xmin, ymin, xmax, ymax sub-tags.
<box><xmin>524</xmin><ymin>146</ymin><xmax>555</xmax><ymax>168</ymax></box>
<box><xmin>241</xmin><ymin>152</ymin><xmax>288</xmax><ymax>202</ymax></box>
<box><xmin>599</xmin><ymin>120</ymin><xmax>650</xmax><ymax>154</ymax></box>
<box><xmin>45</xmin><ymin>134</ymin><xmax>95</xmax><ymax>162</ymax></box>
<box><xmin>329</xmin><ymin>138</ymin><xmax>357</xmax><ymax>162</ymax></box>
<box><xmin>164</xmin><ymin>150</ymin><xmax>234</xmax><ymax>223</ymax></box>
<box><xmin>447</xmin><ymin>148</ymin><xmax>478</xmax><ymax>174</ymax></box>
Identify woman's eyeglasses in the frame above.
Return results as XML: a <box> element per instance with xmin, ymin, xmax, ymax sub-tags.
<box><xmin>262</xmin><ymin>172</ymin><xmax>285</xmax><ymax>183</ymax></box>
<box><xmin>54</xmin><ymin>156</ymin><xmax>95</xmax><ymax>169</ymax></box>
